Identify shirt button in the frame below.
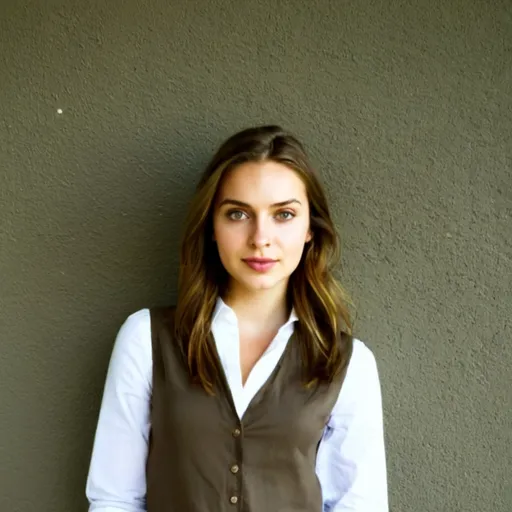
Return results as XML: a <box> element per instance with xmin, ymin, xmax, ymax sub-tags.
<box><xmin>230</xmin><ymin>464</ymin><xmax>239</xmax><ymax>474</ymax></box>
<box><xmin>232</xmin><ymin>428</ymin><xmax>241</xmax><ymax>437</ymax></box>
<box><xmin>230</xmin><ymin>496</ymin><xmax>238</xmax><ymax>504</ymax></box>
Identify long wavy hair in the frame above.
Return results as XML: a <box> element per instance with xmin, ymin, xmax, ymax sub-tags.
<box><xmin>175</xmin><ymin>125</ymin><xmax>353</xmax><ymax>393</ymax></box>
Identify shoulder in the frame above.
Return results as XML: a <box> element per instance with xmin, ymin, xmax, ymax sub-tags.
<box><xmin>347</xmin><ymin>338</ymin><xmax>379</xmax><ymax>378</ymax></box>
<box><xmin>108</xmin><ymin>308</ymin><xmax>153</xmax><ymax>383</ymax></box>
<box><xmin>120</xmin><ymin>308</ymin><xmax>152</xmax><ymax>331</ymax></box>
<box><xmin>114</xmin><ymin>308</ymin><xmax>152</xmax><ymax>350</ymax></box>
<box><xmin>114</xmin><ymin>306</ymin><xmax>176</xmax><ymax>345</ymax></box>
<box><xmin>330</xmin><ymin>338</ymin><xmax>382</xmax><ymax>419</ymax></box>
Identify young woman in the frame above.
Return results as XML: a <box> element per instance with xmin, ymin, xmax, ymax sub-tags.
<box><xmin>86</xmin><ymin>125</ymin><xmax>388</xmax><ymax>511</ymax></box>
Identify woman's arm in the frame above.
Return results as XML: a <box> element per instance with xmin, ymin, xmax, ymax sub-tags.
<box><xmin>316</xmin><ymin>340</ymin><xmax>388</xmax><ymax>512</ymax></box>
<box><xmin>86</xmin><ymin>309</ymin><xmax>152</xmax><ymax>512</ymax></box>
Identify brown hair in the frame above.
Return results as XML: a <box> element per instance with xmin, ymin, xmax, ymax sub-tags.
<box><xmin>175</xmin><ymin>125</ymin><xmax>353</xmax><ymax>393</ymax></box>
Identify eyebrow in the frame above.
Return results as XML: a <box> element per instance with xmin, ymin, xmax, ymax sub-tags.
<box><xmin>218</xmin><ymin>198</ymin><xmax>302</xmax><ymax>208</ymax></box>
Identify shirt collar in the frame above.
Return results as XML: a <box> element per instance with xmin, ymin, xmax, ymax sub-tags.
<box><xmin>212</xmin><ymin>296</ymin><xmax>298</xmax><ymax>329</ymax></box>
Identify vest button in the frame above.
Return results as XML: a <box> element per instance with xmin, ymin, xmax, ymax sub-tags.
<box><xmin>232</xmin><ymin>428</ymin><xmax>241</xmax><ymax>437</ymax></box>
<box><xmin>230</xmin><ymin>495</ymin><xmax>238</xmax><ymax>504</ymax></box>
<box><xmin>230</xmin><ymin>464</ymin><xmax>239</xmax><ymax>474</ymax></box>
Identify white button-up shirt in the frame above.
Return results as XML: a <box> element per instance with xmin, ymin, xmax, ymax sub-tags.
<box><xmin>86</xmin><ymin>298</ymin><xmax>388</xmax><ymax>511</ymax></box>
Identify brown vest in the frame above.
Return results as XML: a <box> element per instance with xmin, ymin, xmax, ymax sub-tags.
<box><xmin>147</xmin><ymin>307</ymin><xmax>351</xmax><ymax>512</ymax></box>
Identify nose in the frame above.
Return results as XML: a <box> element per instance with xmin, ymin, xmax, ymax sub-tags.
<box><xmin>249</xmin><ymin>216</ymin><xmax>271</xmax><ymax>248</ymax></box>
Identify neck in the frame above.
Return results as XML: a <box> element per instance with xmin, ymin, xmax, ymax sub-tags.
<box><xmin>223</xmin><ymin>285</ymin><xmax>290</xmax><ymax>330</ymax></box>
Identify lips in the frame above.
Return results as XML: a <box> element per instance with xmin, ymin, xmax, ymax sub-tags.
<box><xmin>243</xmin><ymin>258</ymin><xmax>277</xmax><ymax>273</ymax></box>
<box><xmin>244</xmin><ymin>258</ymin><xmax>276</xmax><ymax>263</ymax></box>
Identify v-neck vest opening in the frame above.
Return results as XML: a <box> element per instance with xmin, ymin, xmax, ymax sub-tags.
<box><xmin>147</xmin><ymin>306</ymin><xmax>346</xmax><ymax>512</ymax></box>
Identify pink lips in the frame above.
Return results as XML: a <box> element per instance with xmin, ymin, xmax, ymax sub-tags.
<box><xmin>243</xmin><ymin>258</ymin><xmax>277</xmax><ymax>273</ymax></box>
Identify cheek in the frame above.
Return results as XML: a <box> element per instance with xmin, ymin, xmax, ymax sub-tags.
<box><xmin>280</xmin><ymin>223</ymin><xmax>310</xmax><ymax>250</ymax></box>
<box><xmin>214</xmin><ymin>225</ymin><xmax>244</xmax><ymax>255</ymax></box>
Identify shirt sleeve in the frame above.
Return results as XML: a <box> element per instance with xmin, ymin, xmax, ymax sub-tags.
<box><xmin>316</xmin><ymin>339</ymin><xmax>389</xmax><ymax>512</ymax></box>
<box><xmin>85</xmin><ymin>309</ymin><xmax>152</xmax><ymax>512</ymax></box>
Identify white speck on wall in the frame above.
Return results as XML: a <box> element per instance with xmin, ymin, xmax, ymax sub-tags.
<box><xmin>57</xmin><ymin>109</ymin><xmax>63</xmax><ymax>114</ymax></box>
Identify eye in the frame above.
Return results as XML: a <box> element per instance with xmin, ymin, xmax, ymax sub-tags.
<box><xmin>227</xmin><ymin>209</ymin><xmax>248</xmax><ymax>221</ymax></box>
<box><xmin>276</xmin><ymin>211</ymin><xmax>295</xmax><ymax>221</ymax></box>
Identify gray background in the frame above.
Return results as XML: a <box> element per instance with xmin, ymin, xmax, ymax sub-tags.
<box><xmin>1</xmin><ymin>0</ymin><xmax>511</xmax><ymax>511</ymax></box>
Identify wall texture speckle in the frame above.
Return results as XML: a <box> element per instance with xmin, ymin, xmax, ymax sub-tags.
<box><xmin>1</xmin><ymin>1</ymin><xmax>511</xmax><ymax>511</ymax></box>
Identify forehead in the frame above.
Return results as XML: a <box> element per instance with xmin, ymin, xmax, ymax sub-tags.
<box><xmin>217</xmin><ymin>160</ymin><xmax>307</xmax><ymax>203</ymax></box>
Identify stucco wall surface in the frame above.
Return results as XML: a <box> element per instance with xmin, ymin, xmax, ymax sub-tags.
<box><xmin>0</xmin><ymin>1</ymin><xmax>510</xmax><ymax>511</ymax></box>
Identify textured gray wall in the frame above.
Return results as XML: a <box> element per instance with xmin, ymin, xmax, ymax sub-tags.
<box><xmin>1</xmin><ymin>0</ymin><xmax>510</xmax><ymax>511</ymax></box>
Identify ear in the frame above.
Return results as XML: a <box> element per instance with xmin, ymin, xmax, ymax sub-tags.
<box><xmin>305</xmin><ymin>229</ymin><xmax>312</xmax><ymax>243</ymax></box>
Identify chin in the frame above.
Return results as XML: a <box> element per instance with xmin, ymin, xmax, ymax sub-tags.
<box><xmin>243</xmin><ymin>274</ymin><xmax>288</xmax><ymax>293</ymax></box>
<box><xmin>242</xmin><ymin>279</ymin><xmax>275</xmax><ymax>291</ymax></box>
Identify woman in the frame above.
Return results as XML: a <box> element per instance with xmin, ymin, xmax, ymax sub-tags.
<box><xmin>86</xmin><ymin>125</ymin><xmax>388</xmax><ymax>511</ymax></box>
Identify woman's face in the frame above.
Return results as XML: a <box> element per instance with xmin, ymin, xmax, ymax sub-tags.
<box><xmin>212</xmin><ymin>160</ymin><xmax>312</xmax><ymax>298</ymax></box>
